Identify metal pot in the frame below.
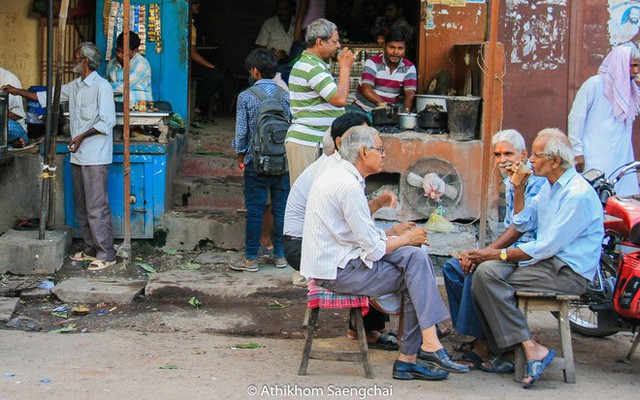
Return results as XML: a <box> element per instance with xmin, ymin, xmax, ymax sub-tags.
<box><xmin>417</xmin><ymin>106</ymin><xmax>447</xmax><ymax>129</ymax></box>
<box><xmin>398</xmin><ymin>112</ymin><xmax>418</xmax><ymax>130</ymax></box>
<box><xmin>371</xmin><ymin>106</ymin><xmax>398</xmax><ymax>126</ymax></box>
<box><xmin>415</xmin><ymin>94</ymin><xmax>448</xmax><ymax>112</ymax></box>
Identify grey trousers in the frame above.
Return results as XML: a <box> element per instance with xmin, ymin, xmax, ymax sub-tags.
<box><xmin>72</xmin><ymin>164</ymin><xmax>115</xmax><ymax>261</ymax></box>
<box><xmin>316</xmin><ymin>246</ymin><xmax>450</xmax><ymax>355</ymax></box>
<box><xmin>471</xmin><ymin>257</ymin><xmax>588</xmax><ymax>353</ymax></box>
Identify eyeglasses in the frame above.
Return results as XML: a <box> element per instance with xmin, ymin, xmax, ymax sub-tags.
<box><xmin>369</xmin><ymin>146</ymin><xmax>385</xmax><ymax>155</ymax></box>
<box><xmin>530</xmin><ymin>151</ymin><xmax>550</xmax><ymax>159</ymax></box>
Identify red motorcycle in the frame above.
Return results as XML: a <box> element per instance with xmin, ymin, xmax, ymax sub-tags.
<box><xmin>574</xmin><ymin>161</ymin><xmax>640</xmax><ymax>361</ymax></box>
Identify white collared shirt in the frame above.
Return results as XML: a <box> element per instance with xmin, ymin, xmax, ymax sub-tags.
<box><xmin>284</xmin><ymin>152</ymin><xmax>342</xmax><ymax>238</ymax></box>
<box><xmin>301</xmin><ymin>159</ymin><xmax>387</xmax><ymax>280</ymax></box>
<box><xmin>38</xmin><ymin>71</ymin><xmax>116</xmax><ymax>165</ymax></box>
<box><xmin>0</xmin><ymin>67</ymin><xmax>27</xmax><ymax>130</ymax></box>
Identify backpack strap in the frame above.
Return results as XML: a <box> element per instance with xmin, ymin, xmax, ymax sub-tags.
<box><xmin>248</xmin><ymin>85</ymin><xmax>288</xmax><ymax>102</ymax></box>
<box><xmin>247</xmin><ymin>85</ymin><xmax>268</xmax><ymax>102</ymax></box>
<box><xmin>272</xmin><ymin>86</ymin><xmax>288</xmax><ymax>102</ymax></box>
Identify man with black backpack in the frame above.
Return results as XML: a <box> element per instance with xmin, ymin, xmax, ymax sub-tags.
<box><xmin>232</xmin><ymin>48</ymin><xmax>292</xmax><ymax>272</ymax></box>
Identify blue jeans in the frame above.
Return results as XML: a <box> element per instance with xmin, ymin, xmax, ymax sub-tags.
<box><xmin>243</xmin><ymin>164</ymin><xmax>290</xmax><ymax>259</ymax></box>
<box><xmin>8</xmin><ymin>120</ymin><xmax>28</xmax><ymax>144</ymax></box>
<box><xmin>442</xmin><ymin>258</ymin><xmax>485</xmax><ymax>339</ymax></box>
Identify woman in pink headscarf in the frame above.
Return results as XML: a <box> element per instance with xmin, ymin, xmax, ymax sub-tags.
<box><xmin>568</xmin><ymin>45</ymin><xmax>640</xmax><ymax>196</ymax></box>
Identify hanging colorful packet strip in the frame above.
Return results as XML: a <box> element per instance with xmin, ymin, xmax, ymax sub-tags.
<box><xmin>138</xmin><ymin>5</ymin><xmax>147</xmax><ymax>54</ymax></box>
<box><xmin>147</xmin><ymin>4</ymin><xmax>162</xmax><ymax>53</ymax></box>
<box><xmin>105</xmin><ymin>1</ymin><xmax>120</xmax><ymax>60</ymax></box>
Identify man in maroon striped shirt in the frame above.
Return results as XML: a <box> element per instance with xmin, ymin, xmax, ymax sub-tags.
<box><xmin>353</xmin><ymin>28</ymin><xmax>417</xmax><ymax>113</ymax></box>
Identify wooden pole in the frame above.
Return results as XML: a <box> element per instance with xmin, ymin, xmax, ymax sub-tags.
<box><xmin>39</xmin><ymin>0</ymin><xmax>70</xmax><ymax>239</ymax></box>
<box><xmin>478</xmin><ymin>0</ymin><xmax>501</xmax><ymax>246</ymax></box>
<box><xmin>122</xmin><ymin>0</ymin><xmax>132</xmax><ymax>261</ymax></box>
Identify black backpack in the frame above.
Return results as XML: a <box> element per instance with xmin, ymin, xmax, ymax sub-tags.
<box><xmin>247</xmin><ymin>86</ymin><xmax>290</xmax><ymax>175</ymax></box>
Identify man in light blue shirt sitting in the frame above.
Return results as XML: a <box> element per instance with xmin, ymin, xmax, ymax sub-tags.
<box><xmin>465</xmin><ymin>128</ymin><xmax>604</xmax><ymax>389</ymax></box>
<box><xmin>106</xmin><ymin>31</ymin><xmax>153</xmax><ymax>109</ymax></box>
<box><xmin>442</xmin><ymin>129</ymin><xmax>545</xmax><ymax>370</ymax></box>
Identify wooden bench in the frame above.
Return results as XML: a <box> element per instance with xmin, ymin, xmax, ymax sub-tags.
<box><xmin>299</xmin><ymin>302</ymin><xmax>373</xmax><ymax>379</ymax></box>
<box><xmin>514</xmin><ymin>291</ymin><xmax>581</xmax><ymax>384</ymax></box>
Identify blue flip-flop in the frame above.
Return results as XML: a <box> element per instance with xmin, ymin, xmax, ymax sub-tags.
<box><xmin>522</xmin><ymin>349</ymin><xmax>556</xmax><ymax>389</ymax></box>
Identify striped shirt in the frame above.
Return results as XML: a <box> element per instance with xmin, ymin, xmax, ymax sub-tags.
<box><xmin>106</xmin><ymin>52</ymin><xmax>153</xmax><ymax>107</ymax></box>
<box><xmin>287</xmin><ymin>50</ymin><xmax>344</xmax><ymax>147</ymax></box>
<box><xmin>354</xmin><ymin>53</ymin><xmax>417</xmax><ymax>112</ymax></box>
<box><xmin>300</xmin><ymin>159</ymin><xmax>387</xmax><ymax>280</ymax></box>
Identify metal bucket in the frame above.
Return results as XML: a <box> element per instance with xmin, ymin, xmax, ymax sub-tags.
<box><xmin>446</xmin><ymin>96</ymin><xmax>481</xmax><ymax>141</ymax></box>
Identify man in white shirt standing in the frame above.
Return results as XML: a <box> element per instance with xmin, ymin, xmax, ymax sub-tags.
<box><xmin>3</xmin><ymin>42</ymin><xmax>117</xmax><ymax>270</ymax></box>
<box><xmin>301</xmin><ymin>125</ymin><xmax>469</xmax><ymax>380</ymax></box>
<box><xmin>255</xmin><ymin>0</ymin><xmax>295</xmax><ymax>82</ymax></box>
<box><xmin>568</xmin><ymin>45</ymin><xmax>640</xmax><ymax>196</ymax></box>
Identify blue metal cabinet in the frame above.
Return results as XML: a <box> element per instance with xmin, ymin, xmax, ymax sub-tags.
<box><xmin>60</xmin><ymin>141</ymin><xmax>174</xmax><ymax>239</ymax></box>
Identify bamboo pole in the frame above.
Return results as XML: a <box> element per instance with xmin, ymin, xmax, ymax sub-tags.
<box><xmin>478</xmin><ymin>0</ymin><xmax>501</xmax><ymax>246</ymax></box>
<box><xmin>39</xmin><ymin>0</ymin><xmax>70</xmax><ymax>240</ymax></box>
<box><xmin>121</xmin><ymin>0</ymin><xmax>132</xmax><ymax>261</ymax></box>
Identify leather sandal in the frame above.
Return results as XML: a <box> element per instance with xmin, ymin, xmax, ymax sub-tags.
<box><xmin>88</xmin><ymin>260</ymin><xmax>117</xmax><ymax>271</ymax></box>
<box><xmin>69</xmin><ymin>251</ymin><xmax>97</xmax><ymax>262</ymax></box>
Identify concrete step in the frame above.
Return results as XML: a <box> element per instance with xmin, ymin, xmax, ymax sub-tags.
<box><xmin>145</xmin><ymin>266</ymin><xmax>305</xmax><ymax>305</ymax></box>
<box><xmin>161</xmin><ymin>210</ymin><xmax>245</xmax><ymax>251</ymax></box>
<box><xmin>178</xmin><ymin>153</ymin><xmax>241</xmax><ymax>178</ymax></box>
<box><xmin>186</xmin><ymin>135</ymin><xmax>236</xmax><ymax>156</ymax></box>
<box><xmin>171</xmin><ymin>176</ymin><xmax>245</xmax><ymax>210</ymax></box>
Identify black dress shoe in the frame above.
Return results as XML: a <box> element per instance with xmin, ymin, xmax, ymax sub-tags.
<box><xmin>392</xmin><ymin>360</ymin><xmax>449</xmax><ymax>381</ymax></box>
<box><xmin>417</xmin><ymin>348</ymin><xmax>470</xmax><ymax>373</ymax></box>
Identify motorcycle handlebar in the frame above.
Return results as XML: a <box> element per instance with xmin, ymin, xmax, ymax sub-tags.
<box><xmin>612</xmin><ymin>161</ymin><xmax>640</xmax><ymax>185</ymax></box>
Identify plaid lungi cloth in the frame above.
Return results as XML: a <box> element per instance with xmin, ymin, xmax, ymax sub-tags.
<box><xmin>306</xmin><ymin>279</ymin><xmax>369</xmax><ymax>316</ymax></box>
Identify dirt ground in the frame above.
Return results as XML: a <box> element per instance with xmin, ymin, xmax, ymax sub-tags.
<box><xmin>0</xmin><ymin>241</ymin><xmax>638</xmax><ymax>399</ymax></box>
<box><xmin>2</xmin><ymin>297</ymin><xmax>639</xmax><ymax>400</ymax></box>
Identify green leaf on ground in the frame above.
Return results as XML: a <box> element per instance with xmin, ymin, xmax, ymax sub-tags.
<box><xmin>163</xmin><ymin>249</ymin><xmax>178</xmax><ymax>255</ymax></box>
<box><xmin>189</xmin><ymin>296</ymin><xmax>201</xmax><ymax>308</ymax></box>
<box><xmin>159</xmin><ymin>365</ymin><xmax>181</xmax><ymax>370</ymax></box>
<box><xmin>49</xmin><ymin>324</ymin><xmax>77</xmax><ymax>334</ymax></box>
<box><xmin>180</xmin><ymin>263</ymin><xmax>201</xmax><ymax>270</ymax></box>
<box><xmin>231</xmin><ymin>343</ymin><xmax>260</xmax><ymax>349</ymax></box>
<box><xmin>51</xmin><ymin>312</ymin><xmax>69</xmax><ymax>319</ymax></box>
<box><xmin>136</xmin><ymin>263</ymin><xmax>156</xmax><ymax>274</ymax></box>
<box><xmin>267</xmin><ymin>301</ymin><xmax>287</xmax><ymax>309</ymax></box>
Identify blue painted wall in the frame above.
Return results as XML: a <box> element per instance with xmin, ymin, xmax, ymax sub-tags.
<box><xmin>95</xmin><ymin>0</ymin><xmax>189</xmax><ymax>118</ymax></box>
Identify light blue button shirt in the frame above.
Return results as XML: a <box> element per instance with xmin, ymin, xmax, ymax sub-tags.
<box><xmin>513</xmin><ymin>168</ymin><xmax>604</xmax><ymax>280</ymax></box>
<box><xmin>38</xmin><ymin>71</ymin><xmax>116</xmax><ymax>165</ymax></box>
<box><xmin>504</xmin><ymin>163</ymin><xmax>546</xmax><ymax>247</ymax></box>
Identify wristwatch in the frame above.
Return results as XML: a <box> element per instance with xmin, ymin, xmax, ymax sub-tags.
<box><xmin>500</xmin><ymin>248</ymin><xmax>508</xmax><ymax>261</ymax></box>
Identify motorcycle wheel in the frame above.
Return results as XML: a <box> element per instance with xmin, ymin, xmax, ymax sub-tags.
<box><xmin>567</xmin><ymin>255</ymin><xmax>621</xmax><ymax>338</ymax></box>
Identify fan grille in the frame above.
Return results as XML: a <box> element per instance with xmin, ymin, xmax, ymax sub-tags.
<box><xmin>404</xmin><ymin>157</ymin><xmax>463</xmax><ymax>217</ymax></box>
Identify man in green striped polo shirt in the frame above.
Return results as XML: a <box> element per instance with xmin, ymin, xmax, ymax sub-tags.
<box><xmin>285</xmin><ymin>18</ymin><xmax>355</xmax><ymax>183</ymax></box>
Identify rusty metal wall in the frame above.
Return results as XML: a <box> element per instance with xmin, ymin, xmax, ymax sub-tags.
<box><xmin>499</xmin><ymin>0</ymin><xmax>571</xmax><ymax>144</ymax></box>
<box><xmin>500</xmin><ymin>0</ymin><xmax>640</xmax><ymax>157</ymax></box>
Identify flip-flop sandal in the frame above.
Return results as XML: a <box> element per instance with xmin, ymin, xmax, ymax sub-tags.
<box><xmin>479</xmin><ymin>354</ymin><xmax>515</xmax><ymax>374</ymax></box>
<box><xmin>367</xmin><ymin>333</ymin><xmax>399</xmax><ymax>351</ymax></box>
<box><xmin>69</xmin><ymin>251</ymin><xmax>97</xmax><ymax>262</ymax></box>
<box><xmin>454</xmin><ymin>350</ymin><xmax>484</xmax><ymax>370</ymax></box>
<box><xmin>88</xmin><ymin>260</ymin><xmax>117</xmax><ymax>271</ymax></box>
<box><xmin>14</xmin><ymin>218</ymin><xmax>40</xmax><ymax>231</ymax></box>
<box><xmin>522</xmin><ymin>349</ymin><xmax>555</xmax><ymax>389</ymax></box>
<box><xmin>452</xmin><ymin>340</ymin><xmax>476</xmax><ymax>353</ymax></box>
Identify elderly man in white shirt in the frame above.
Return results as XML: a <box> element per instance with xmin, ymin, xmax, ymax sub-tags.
<box><xmin>3</xmin><ymin>42</ymin><xmax>116</xmax><ymax>270</ymax></box>
<box><xmin>301</xmin><ymin>125</ymin><xmax>469</xmax><ymax>381</ymax></box>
